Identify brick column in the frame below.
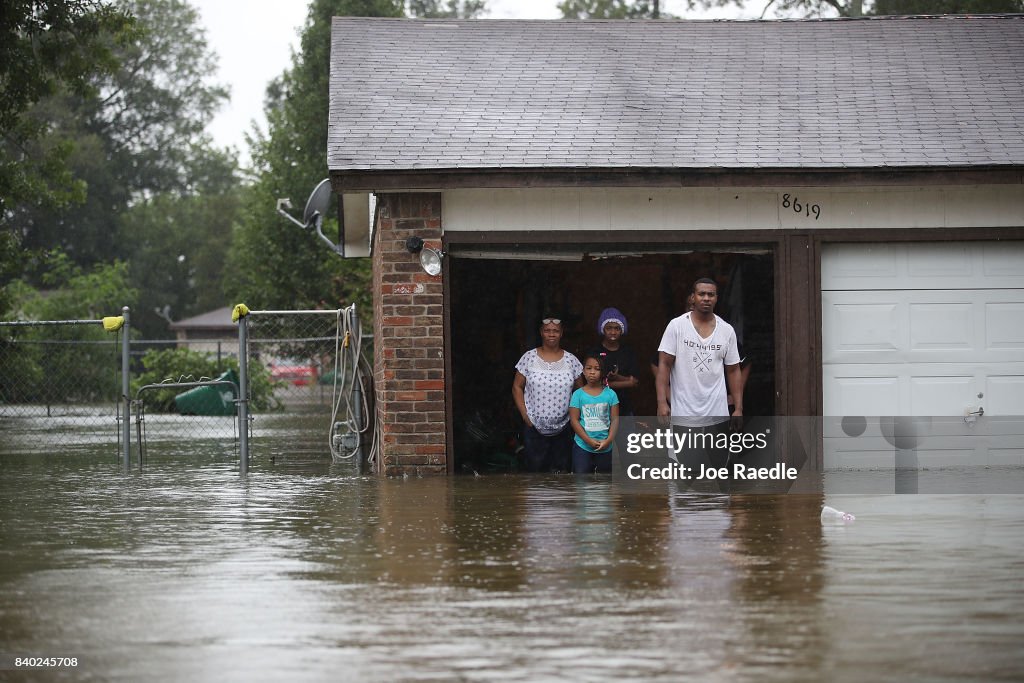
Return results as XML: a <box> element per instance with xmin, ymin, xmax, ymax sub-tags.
<box><xmin>372</xmin><ymin>193</ymin><xmax>446</xmax><ymax>476</ymax></box>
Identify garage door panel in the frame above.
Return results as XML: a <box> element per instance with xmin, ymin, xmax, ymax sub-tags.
<box><xmin>824</xmin><ymin>417</ymin><xmax>1024</xmax><ymax>469</ymax></box>
<box><xmin>824</xmin><ymin>375</ymin><xmax>900</xmax><ymax>415</ymax></box>
<box><xmin>826</xmin><ymin>301</ymin><xmax>900</xmax><ymax>354</ymax></box>
<box><xmin>909</xmin><ymin>303</ymin><xmax>972</xmax><ymax>351</ymax></box>
<box><xmin>986</xmin><ymin>302</ymin><xmax>1024</xmax><ymax>349</ymax></box>
<box><xmin>906</xmin><ymin>243</ymin><xmax>974</xmax><ymax>279</ymax></box>
<box><xmin>826</xmin><ymin>442</ymin><xmax>988</xmax><ymax>469</ymax></box>
<box><xmin>823</xmin><ymin>241</ymin><xmax>1024</xmax><ymax>471</ymax></box>
<box><xmin>990</xmin><ymin>448</ymin><xmax>1024</xmax><ymax>466</ymax></box>
<box><xmin>982</xmin><ymin>243</ymin><xmax>1024</xmax><ymax>280</ymax></box>
<box><xmin>822</xmin><ymin>241</ymin><xmax>1024</xmax><ymax>290</ymax></box>
<box><xmin>826</xmin><ymin>363</ymin><xmax>1024</xmax><ymax>416</ymax></box>
<box><xmin>823</xmin><ymin>289</ymin><xmax>1021</xmax><ymax>363</ymax></box>
<box><xmin>910</xmin><ymin>376</ymin><xmax>974</xmax><ymax>415</ymax></box>
<box><xmin>821</xmin><ymin>244</ymin><xmax>900</xmax><ymax>284</ymax></box>
<box><xmin>986</xmin><ymin>375</ymin><xmax>1024</xmax><ymax>416</ymax></box>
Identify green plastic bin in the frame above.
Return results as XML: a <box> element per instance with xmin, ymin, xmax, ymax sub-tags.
<box><xmin>174</xmin><ymin>369</ymin><xmax>238</xmax><ymax>416</ymax></box>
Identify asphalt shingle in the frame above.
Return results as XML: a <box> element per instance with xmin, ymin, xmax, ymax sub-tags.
<box><xmin>328</xmin><ymin>16</ymin><xmax>1024</xmax><ymax>172</ymax></box>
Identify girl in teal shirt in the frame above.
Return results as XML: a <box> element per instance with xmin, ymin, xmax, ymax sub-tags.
<box><xmin>569</xmin><ymin>354</ymin><xmax>619</xmax><ymax>474</ymax></box>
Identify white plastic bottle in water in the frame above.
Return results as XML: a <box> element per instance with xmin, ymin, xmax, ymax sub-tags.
<box><xmin>820</xmin><ymin>505</ymin><xmax>855</xmax><ymax>523</ymax></box>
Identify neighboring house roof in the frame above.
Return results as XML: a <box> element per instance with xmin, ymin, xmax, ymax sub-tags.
<box><xmin>328</xmin><ymin>16</ymin><xmax>1024</xmax><ymax>177</ymax></box>
<box><xmin>168</xmin><ymin>307</ymin><xmax>235</xmax><ymax>332</ymax></box>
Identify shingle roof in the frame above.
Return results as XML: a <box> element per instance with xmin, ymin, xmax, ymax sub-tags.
<box><xmin>328</xmin><ymin>16</ymin><xmax>1024</xmax><ymax>173</ymax></box>
<box><xmin>168</xmin><ymin>307</ymin><xmax>234</xmax><ymax>331</ymax></box>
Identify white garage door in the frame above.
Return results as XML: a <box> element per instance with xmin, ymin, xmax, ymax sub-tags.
<box><xmin>821</xmin><ymin>241</ymin><xmax>1024</xmax><ymax>468</ymax></box>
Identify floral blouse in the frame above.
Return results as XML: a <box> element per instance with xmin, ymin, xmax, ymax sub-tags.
<box><xmin>515</xmin><ymin>348</ymin><xmax>583</xmax><ymax>435</ymax></box>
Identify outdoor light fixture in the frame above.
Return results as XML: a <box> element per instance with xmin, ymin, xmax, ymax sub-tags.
<box><xmin>405</xmin><ymin>236</ymin><xmax>443</xmax><ymax>276</ymax></box>
<box><xmin>419</xmin><ymin>247</ymin><xmax>443</xmax><ymax>276</ymax></box>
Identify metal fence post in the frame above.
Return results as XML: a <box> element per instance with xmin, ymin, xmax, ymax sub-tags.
<box><xmin>237</xmin><ymin>313</ymin><xmax>249</xmax><ymax>475</ymax></box>
<box><xmin>121</xmin><ymin>306</ymin><xmax>131</xmax><ymax>473</ymax></box>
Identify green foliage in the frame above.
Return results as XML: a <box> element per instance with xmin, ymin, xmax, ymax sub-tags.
<box><xmin>872</xmin><ymin>0</ymin><xmax>1024</xmax><ymax>12</ymax></box>
<box><xmin>121</xmin><ymin>182</ymin><xmax>242</xmax><ymax>339</ymax></box>
<box><xmin>0</xmin><ymin>1</ymin><xmax>132</xmax><ymax>227</ymax></box>
<box><xmin>0</xmin><ymin>1</ymin><xmax>131</xmax><ymax>134</ymax></box>
<box><xmin>94</xmin><ymin>0</ymin><xmax>228</xmax><ymax>182</ymax></box>
<box><xmin>132</xmin><ymin>347</ymin><xmax>278</xmax><ymax>412</ymax></box>
<box><xmin>10</xmin><ymin>0</ymin><xmax>233</xmax><ymax>267</ymax></box>
<box><xmin>0</xmin><ymin>230</ymin><xmax>22</xmax><ymax>317</ymax></box>
<box><xmin>559</xmin><ymin>0</ymin><xmax>667</xmax><ymax>18</ymax></box>
<box><xmin>16</xmin><ymin>251</ymin><xmax>137</xmax><ymax>321</ymax></box>
<box><xmin>0</xmin><ymin>250</ymin><xmax>132</xmax><ymax>404</ymax></box>
<box><xmin>0</xmin><ymin>322</ymin><xmax>120</xmax><ymax>404</ymax></box>
<box><xmin>224</xmin><ymin>0</ymin><xmax>400</xmax><ymax>316</ymax></box>
<box><xmin>688</xmin><ymin>0</ymin><xmax>1022</xmax><ymax>18</ymax></box>
<box><xmin>407</xmin><ymin>0</ymin><xmax>487</xmax><ymax>17</ymax></box>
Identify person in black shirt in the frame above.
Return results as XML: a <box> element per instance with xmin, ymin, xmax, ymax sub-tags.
<box><xmin>587</xmin><ymin>307</ymin><xmax>639</xmax><ymax>416</ymax></box>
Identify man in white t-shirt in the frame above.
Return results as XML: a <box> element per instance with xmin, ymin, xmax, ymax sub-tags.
<box><xmin>656</xmin><ymin>278</ymin><xmax>744</xmax><ymax>428</ymax></box>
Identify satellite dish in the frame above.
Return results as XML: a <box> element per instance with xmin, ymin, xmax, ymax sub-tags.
<box><xmin>275</xmin><ymin>179</ymin><xmax>344</xmax><ymax>256</ymax></box>
<box><xmin>303</xmin><ymin>178</ymin><xmax>333</xmax><ymax>226</ymax></box>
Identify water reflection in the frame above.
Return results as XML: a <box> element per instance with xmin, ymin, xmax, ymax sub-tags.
<box><xmin>0</xmin><ymin>454</ymin><xmax>1022</xmax><ymax>681</ymax></box>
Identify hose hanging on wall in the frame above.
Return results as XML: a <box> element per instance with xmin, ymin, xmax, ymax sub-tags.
<box><xmin>328</xmin><ymin>304</ymin><xmax>380</xmax><ymax>470</ymax></box>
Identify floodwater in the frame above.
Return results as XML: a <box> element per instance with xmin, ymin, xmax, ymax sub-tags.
<box><xmin>2</xmin><ymin>446</ymin><xmax>1023</xmax><ymax>681</ymax></box>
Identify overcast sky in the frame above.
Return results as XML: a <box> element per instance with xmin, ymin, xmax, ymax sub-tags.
<box><xmin>191</xmin><ymin>0</ymin><xmax>768</xmax><ymax>164</ymax></box>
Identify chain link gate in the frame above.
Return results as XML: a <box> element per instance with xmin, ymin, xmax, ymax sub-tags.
<box><xmin>235</xmin><ymin>305</ymin><xmax>377</xmax><ymax>472</ymax></box>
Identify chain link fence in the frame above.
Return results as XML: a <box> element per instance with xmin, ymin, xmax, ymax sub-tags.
<box><xmin>2</xmin><ymin>307</ymin><xmax>373</xmax><ymax>472</ymax></box>
<box><xmin>0</xmin><ymin>317</ymin><xmax>126</xmax><ymax>456</ymax></box>
<box><xmin>242</xmin><ymin>308</ymin><xmax>372</xmax><ymax>466</ymax></box>
<box><xmin>129</xmin><ymin>336</ymin><xmax>242</xmax><ymax>463</ymax></box>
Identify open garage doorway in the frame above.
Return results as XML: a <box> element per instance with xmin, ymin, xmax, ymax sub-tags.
<box><xmin>447</xmin><ymin>243</ymin><xmax>776</xmax><ymax>473</ymax></box>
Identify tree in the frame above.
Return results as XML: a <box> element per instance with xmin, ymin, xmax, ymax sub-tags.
<box><xmin>408</xmin><ymin>0</ymin><xmax>487</xmax><ymax>17</ymax></box>
<box><xmin>224</xmin><ymin>0</ymin><xmax>490</xmax><ymax>316</ymax></box>
<box><xmin>1</xmin><ymin>1</ymin><xmax>132</xmax><ymax>316</ymax></box>
<box><xmin>872</xmin><ymin>0</ymin><xmax>1024</xmax><ymax>13</ymax></box>
<box><xmin>0</xmin><ymin>231</ymin><xmax>22</xmax><ymax>318</ymax></box>
<box><xmin>14</xmin><ymin>250</ymin><xmax>137</xmax><ymax>321</ymax></box>
<box><xmin>88</xmin><ymin>0</ymin><xmax>229</xmax><ymax>193</ymax></box>
<box><xmin>3</xmin><ymin>252</ymin><xmax>138</xmax><ymax>404</ymax></box>
<box><xmin>740</xmin><ymin>0</ymin><xmax>864</xmax><ymax>16</ymax></box>
<box><xmin>224</xmin><ymin>0</ymin><xmax>405</xmax><ymax>316</ymax></box>
<box><xmin>689</xmin><ymin>0</ymin><xmax>1023</xmax><ymax>19</ymax></box>
<box><xmin>10</xmin><ymin>0</ymin><xmax>232</xmax><ymax>266</ymax></box>
<box><xmin>121</xmin><ymin>181</ymin><xmax>242</xmax><ymax>339</ymax></box>
<box><xmin>559</xmin><ymin>0</ymin><xmax>665</xmax><ymax>18</ymax></box>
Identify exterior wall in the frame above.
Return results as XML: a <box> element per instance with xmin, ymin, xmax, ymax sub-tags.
<box><xmin>442</xmin><ymin>185</ymin><xmax>1024</xmax><ymax>232</ymax></box>
<box><xmin>366</xmin><ymin>184</ymin><xmax>1022</xmax><ymax>475</ymax></box>
<box><xmin>172</xmin><ymin>331</ymin><xmax>237</xmax><ymax>357</ymax></box>
<box><xmin>372</xmin><ymin>193</ymin><xmax>446</xmax><ymax>476</ymax></box>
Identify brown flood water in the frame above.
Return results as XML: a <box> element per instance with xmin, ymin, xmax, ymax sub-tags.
<box><xmin>1</xmin><ymin>448</ymin><xmax>1023</xmax><ymax>682</ymax></box>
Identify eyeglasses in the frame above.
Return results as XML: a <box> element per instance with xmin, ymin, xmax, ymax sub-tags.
<box><xmin>541</xmin><ymin>318</ymin><xmax>562</xmax><ymax>325</ymax></box>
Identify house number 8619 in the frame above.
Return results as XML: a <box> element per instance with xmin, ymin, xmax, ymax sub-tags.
<box><xmin>781</xmin><ymin>194</ymin><xmax>821</xmax><ymax>220</ymax></box>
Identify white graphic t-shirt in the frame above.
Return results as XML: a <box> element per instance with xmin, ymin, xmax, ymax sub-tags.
<box><xmin>657</xmin><ymin>312</ymin><xmax>740</xmax><ymax>427</ymax></box>
<box><xmin>515</xmin><ymin>349</ymin><xmax>583</xmax><ymax>435</ymax></box>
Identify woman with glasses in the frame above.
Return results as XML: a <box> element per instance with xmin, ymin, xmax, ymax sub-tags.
<box><xmin>512</xmin><ymin>316</ymin><xmax>583</xmax><ymax>472</ymax></box>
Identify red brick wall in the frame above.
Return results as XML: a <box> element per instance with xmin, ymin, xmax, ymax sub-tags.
<box><xmin>372</xmin><ymin>193</ymin><xmax>446</xmax><ymax>475</ymax></box>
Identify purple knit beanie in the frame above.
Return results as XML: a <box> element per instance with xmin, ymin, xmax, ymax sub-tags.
<box><xmin>597</xmin><ymin>307</ymin><xmax>627</xmax><ymax>336</ymax></box>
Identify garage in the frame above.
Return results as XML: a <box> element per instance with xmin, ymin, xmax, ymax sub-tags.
<box><xmin>327</xmin><ymin>16</ymin><xmax>1024</xmax><ymax>475</ymax></box>
<box><xmin>821</xmin><ymin>241</ymin><xmax>1024</xmax><ymax>467</ymax></box>
<box><xmin>447</xmin><ymin>244</ymin><xmax>776</xmax><ymax>472</ymax></box>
